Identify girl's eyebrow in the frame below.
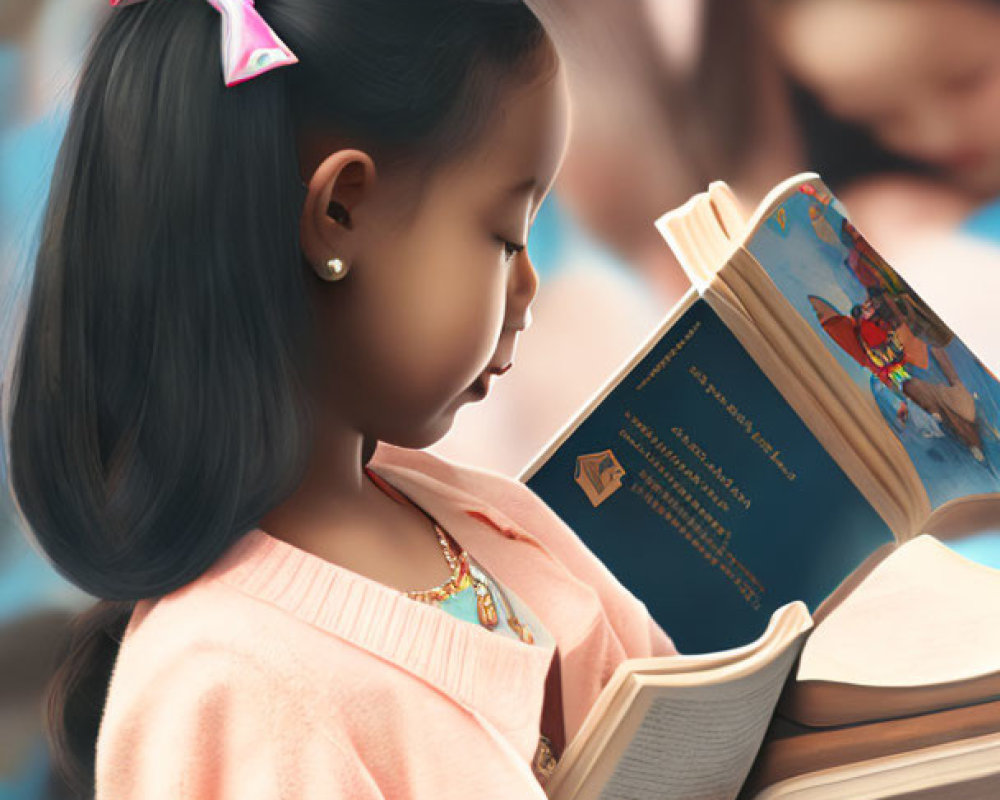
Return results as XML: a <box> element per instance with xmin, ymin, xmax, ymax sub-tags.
<box><xmin>505</xmin><ymin>176</ymin><xmax>538</xmax><ymax>198</ymax></box>
<box><xmin>501</xmin><ymin>173</ymin><xmax>555</xmax><ymax>222</ymax></box>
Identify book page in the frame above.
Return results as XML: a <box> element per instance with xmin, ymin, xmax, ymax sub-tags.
<box><xmin>744</xmin><ymin>178</ymin><xmax>1000</xmax><ymax>512</ymax></box>
<box><xmin>797</xmin><ymin>534</ymin><xmax>1000</xmax><ymax>687</ymax></box>
<box><xmin>591</xmin><ymin>628</ymin><xmax>807</xmax><ymax>800</ymax></box>
<box><xmin>524</xmin><ymin>296</ymin><xmax>893</xmax><ymax>654</ymax></box>
<box><xmin>659</xmin><ymin>185</ymin><xmax>917</xmax><ymax>535</ymax></box>
<box><xmin>551</xmin><ymin>604</ymin><xmax>812</xmax><ymax>800</ymax></box>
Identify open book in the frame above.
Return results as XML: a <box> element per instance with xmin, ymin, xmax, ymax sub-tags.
<box><xmin>658</xmin><ymin>173</ymin><xmax>999</xmax><ymax>541</ymax></box>
<box><xmin>540</xmin><ymin>536</ymin><xmax>1000</xmax><ymax>800</ymax></box>
<box><xmin>520</xmin><ymin>172</ymin><xmax>1000</xmax><ymax>655</ymax></box>
<box><xmin>517</xmin><ymin>173</ymin><xmax>1000</xmax><ymax>798</ymax></box>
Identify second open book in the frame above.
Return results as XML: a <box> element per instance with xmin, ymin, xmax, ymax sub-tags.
<box><xmin>518</xmin><ymin>173</ymin><xmax>1000</xmax><ymax>798</ymax></box>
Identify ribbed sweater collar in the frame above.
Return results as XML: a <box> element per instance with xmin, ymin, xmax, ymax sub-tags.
<box><xmin>207</xmin><ymin>449</ymin><xmax>558</xmax><ymax>750</ymax></box>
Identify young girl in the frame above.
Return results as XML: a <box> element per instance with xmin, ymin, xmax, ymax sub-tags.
<box><xmin>3</xmin><ymin>0</ymin><xmax>678</xmax><ymax>797</ymax></box>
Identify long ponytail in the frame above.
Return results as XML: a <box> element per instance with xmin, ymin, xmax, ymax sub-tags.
<box><xmin>43</xmin><ymin>600</ymin><xmax>134</xmax><ymax>794</ymax></box>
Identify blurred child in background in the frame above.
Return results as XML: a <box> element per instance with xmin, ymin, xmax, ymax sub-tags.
<box><xmin>767</xmin><ymin>0</ymin><xmax>1000</xmax><ymax>248</ymax></box>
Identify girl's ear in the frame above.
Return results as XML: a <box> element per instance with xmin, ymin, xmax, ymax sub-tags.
<box><xmin>299</xmin><ymin>148</ymin><xmax>377</xmax><ymax>274</ymax></box>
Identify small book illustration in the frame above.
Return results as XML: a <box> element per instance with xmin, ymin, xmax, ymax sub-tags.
<box><xmin>573</xmin><ymin>450</ymin><xmax>626</xmax><ymax>507</ymax></box>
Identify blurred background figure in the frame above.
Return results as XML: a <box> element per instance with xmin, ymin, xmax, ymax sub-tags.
<box><xmin>3</xmin><ymin>0</ymin><xmax>1000</xmax><ymax>795</ymax></box>
<box><xmin>764</xmin><ymin>0</ymin><xmax>1000</xmax><ymax>250</ymax></box>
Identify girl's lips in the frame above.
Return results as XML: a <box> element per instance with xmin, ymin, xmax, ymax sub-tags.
<box><xmin>486</xmin><ymin>362</ymin><xmax>513</xmax><ymax>376</ymax></box>
<box><xmin>467</xmin><ymin>358</ymin><xmax>515</xmax><ymax>401</ymax></box>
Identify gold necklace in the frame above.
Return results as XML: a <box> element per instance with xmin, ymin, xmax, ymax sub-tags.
<box><xmin>364</xmin><ymin>467</ymin><xmax>499</xmax><ymax>628</ymax></box>
<box><xmin>404</xmin><ymin>524</ymin><xmax>499</xmax><ymax>629</ymax></box>
<box><xmin>402</xmin><ymin>524</ymin><xmax>466</xmax><ymax>601</ymax></box>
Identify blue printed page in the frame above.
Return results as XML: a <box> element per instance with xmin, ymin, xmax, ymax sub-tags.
<box><xmin>525</xmin><ymin>298</ymin><xmax>894</xmax><ymax>655</ymax></box>
<box><xmin>746</xmin><ymin>179</ymin><xmax>1000</xmax><ymax>510</ymax></box>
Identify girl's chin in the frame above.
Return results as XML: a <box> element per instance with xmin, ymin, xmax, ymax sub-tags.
<box><xmin>437</xmin><ymin>374</ymin><xmax>490</xmax><ymax>420</ymax></box>
<box><xmin>466</xmin><ymin>373</ymin><xmax>489</xmax><ymax>401</ymax></box>
<box><xmin>450</xmin><ymin>373</ymin><xmax>488</xmax><ymax>402</ymax></box>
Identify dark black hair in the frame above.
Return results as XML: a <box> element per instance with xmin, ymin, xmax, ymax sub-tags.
<box><xmin>2</xmin><ymin>0</ymin><xmax>551</xmax><ymax>794</ymax></box>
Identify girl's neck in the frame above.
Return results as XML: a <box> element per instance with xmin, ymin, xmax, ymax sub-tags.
<box><xmin>258</xmin><ymin>414</ymin><xmax>373</xmax><ymax>540</ymax></box>
<box><xmin>256</xmin><ymin>418</ymin><xmax>459</xmax><ymax>593</ymax></box>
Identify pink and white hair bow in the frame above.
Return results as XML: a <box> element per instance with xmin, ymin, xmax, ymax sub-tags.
<box><xmin>109</xmin><ymin>0</ymin><xmax>299</xmax><ymax>87</ymax></box>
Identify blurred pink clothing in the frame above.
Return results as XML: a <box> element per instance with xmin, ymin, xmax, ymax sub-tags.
<box><xmin>95</xmin><ymin>440</ymin><xmax>677</xmax><ymax>799</ymax></box>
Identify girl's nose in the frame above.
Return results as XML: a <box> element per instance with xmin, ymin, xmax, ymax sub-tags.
<box><xmin>515</xmin><ymin>250</ymin><xmax>540</xmax><ymax>313</ymax></box>
<box><xmin>503</xmin><ymin>250</ymin><xmax>538</xmax><ymax>333</ymax></box>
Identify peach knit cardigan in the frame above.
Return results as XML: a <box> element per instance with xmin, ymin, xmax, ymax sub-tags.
<box><xmin>94</xmin><ymin>441</ymin><xmax>678</xmax><ymax>798</ymax></box>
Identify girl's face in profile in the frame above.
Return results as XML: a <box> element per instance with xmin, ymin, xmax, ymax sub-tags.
<box><xmin>773</xmin><ymin>0</ymin><xmax>1000</xmax><ymax>196</ymax></box>
<box><xmin>299</xmin><ymin>46</ymin><xmax>571</xmax><ymax>449</ymax></box>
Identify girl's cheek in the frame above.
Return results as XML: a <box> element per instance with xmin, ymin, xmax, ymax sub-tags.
<box><xmin>416</xmin><ymin>275</ymin><xmax>500</xmax><ymax>385</ymax></box>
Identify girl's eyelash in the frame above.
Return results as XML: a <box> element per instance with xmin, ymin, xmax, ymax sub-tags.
<box><xmin>496</xmin><ymin>236</ymin><xmax>526</xmax><ymax>261</ymax></box>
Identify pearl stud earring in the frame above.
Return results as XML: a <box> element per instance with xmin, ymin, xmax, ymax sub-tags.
<box><xmin>322</xmin><ymin>257</ymin><xmax>349</xmax><ymax>281</ymax></box>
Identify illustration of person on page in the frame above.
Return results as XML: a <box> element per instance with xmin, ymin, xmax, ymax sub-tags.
<box><xmin>808</xmin><ymin>294</ymin><xmax>984</xmax><ymax>461</ymax></box>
